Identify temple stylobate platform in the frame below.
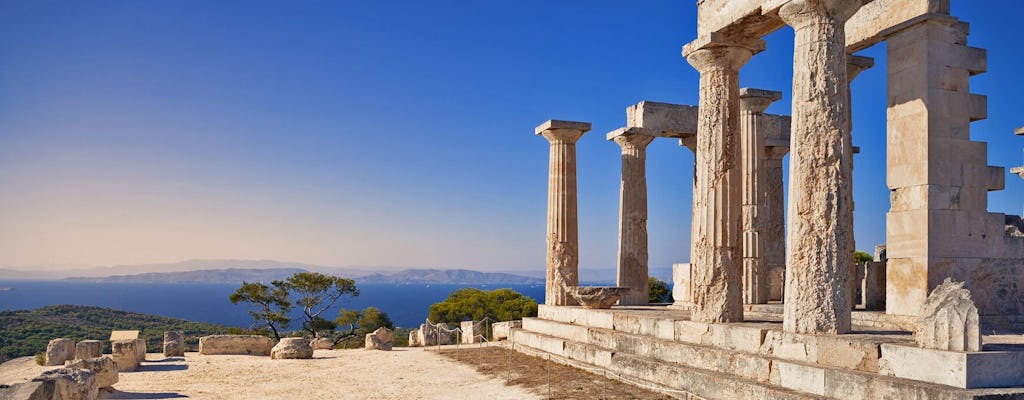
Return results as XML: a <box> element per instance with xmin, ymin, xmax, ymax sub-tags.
<box><xmin>517</xmin><ymin>0</ymin><xmax>1024</xmax><ymax>398</ymax></box>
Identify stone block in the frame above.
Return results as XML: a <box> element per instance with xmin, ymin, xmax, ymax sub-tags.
<box><xmin>45</xmin><ymin>338</ymin><xmax>75</xmax><ymax>366</ymax></box>
<box><xmin>74</xmin><ymin>340</ymin><xmax>103</xmax><ymax>360</ymax></box>
<box><xmin>862</xmin><ymin>261</ymin><xmax>887</xmax><ymax>311</ymax></box>
<box><xmin>625</xmin><ymin>101</ymin><xmax>698</xmax><ymax>138</ymax></box>
<box><xmin>768</xmin><ymin>266</ymin><xmax>785</xmax><ymax>301</ymax></box>
<box><xmin>969</xmin><ymin>93</ymin><xmax>987</xmax><ymax>121</ymax></box>
<box><xmin>460</xmin><ymin>321</ymin><xmax>482</xmax><ymax>344</ymax></box>
<box><xmin>163</xmin><ymin>331</ymin><xmax>184</xmax><ymax>357</ymax></box>
<box><xmin>310</xmin><ymin>337</ymin><xmax>333</xmax><ymax>350</ymax></box>
<box><xmin>108</xmin><ymin>331</ymin><xmax>138</xmax><ymax>341</ymax></box>
<box><xmin>364</xmin><ymin>327</ymin><xmax>394</xmax><ymax>350</ymax></box>
<box><xmin>32</xmin><ymin>367</ymin><xmax>97</xmax><ymax>400</ymax></box>
<box><xmin>134</xmin><ymin>339</ymin><xmax>146</xmax><ymax>362</ymax></box>
<box><xmin>491</xmin><ymin>320</ymin><xmax>521</xmax><ymax>341</ymax></box>
<box><xmin>0</xmin><ymin>381</ymin><xmax>54</xmax><ymax>400</ymax></box>
<box><xmin>198</xmin><ymin>335</ymin><xmax>274</xmax><ymax>356</ymax></box>
<box><xmin>986</xmin><ymin>166</ymin><xmax>1005</xmax><ymax>191</ymax></box>
<box><xmin>774</xmin><ymin>361</ymin><xmax>825</xmax><ymax>396</ymax></box>
<box><xmin>879</xmin><ymin>343</ymin><xmax>1024</xmax><ymax>388</ymax></box>
<box><xmin>110</xmin><ymin>340</ymin><xmax>139</xmax><ymax>372</ymax></box>
<box><xmin>915</xmin><ymin>278</ymin><xmax>981</xmax><ymax>351</ymax></box>
<box><xmin>271</xmin><ymin>338</ymin><xmax>313</xmax><ymax>359</ymax></box>
<box><xmin>65</xmin><ymin>356</ymin><xmax>118</xmax><ymax>389</ymax></box>
<box><xmin>670</xmin><ymin>263</ymin><xmax>693</xmax><ymax>308</ymax></box>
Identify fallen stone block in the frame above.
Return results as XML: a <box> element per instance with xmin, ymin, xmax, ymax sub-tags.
<box><xmin>365</xmin><ymin>327</ymin><xmax>394</xmax><ymax>350</ymax></box>
<box><xmin>163</xmin><ymin>331</ymin><xmax>184</xmax><ymax>357</ymax></box>
<box><xmin>74</xmin><ymin>340</ymin><xmax>103</xmax><ymax>360</ymax></box>
<box><xmin>32</xmin><ymin>367</ymin><xmax>97</xmax><ymax>400</ymax></box>
<box><xmin>45</xmin><ymin>338</ymin><xmax>75</xmax><ymax>366</ymax></box>
<box><xmin>110</xmin><ymin>340</ymin><xmax>139</xmax><ymax>372</ymax></box>
<box><xmin>271</xmin><ymin>338</ymin><xmax>313</xmax><ymax>359</ymax></box>
<box><xmin>915</xmin><ymin>278</ymin><xmax>981</xmax><ymax>352</ymax></box>
<box><xmin>134</xmin><ymin>339</ymin><xmax>147</xmax><ymax>362</ymax></box>
<box><xmin>461</xmin><ymin>321</ymin><xmax>482</xmax><ymax>344</ymax></box>
<box><xmin>198</xmin><ymin>335</ymin><xmax>274</xmax><ymax>356</ymax></box>
<box><xmin>310</xmin><ymin>337</ymin><xmax>333</xmax><ymax>350</ymax></box>
<box><xmin>65</xmin><ymin>356</ymin><xmax>118</xmax><ymax>389</ymax></box>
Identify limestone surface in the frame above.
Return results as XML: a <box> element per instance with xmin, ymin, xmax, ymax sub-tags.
<box><xmin>364</xmin><ymin>327</ymin><xmax>394</xmax><ymax>351</ymax></box>
<box><xmin>110</xmin><ymin>340</ymin><xmax>139</xmax><ymax>372</ymax></box>
<box><xmin>460</xmin><ymin>321</ymin><xmax>482</xmax><ymax>344</ymax></box>
<box><xmin>163</xmin><ymin>331</ymin><xmax>184</xmax><ymax>357</ymax></box>
<box><xmin>609</xmin><ymin>128</ymin><xmax>655</xmax><ymax>306</ymax></box>
<box><xmin>45</xmin><ymin>339</ymin><xmax>75</xmax><ymax>367</ymax></box>
<box><xmin>64</xmin><ymin>356</ymin><xmax>118</xmax><ymax>389</ymax></box>
<box><xmin>270</xmin><ymin>338</ymin><xmax>313</xmax><ymax>360</ymax></box>
<box><xmin>739</xmin><ymin>88</ymin><xmax>782</xmax><ymax>305</ymax></box>
<box><xmin>566</xmin><ymin>287</ymin><xmax>629</xmax><ymax>309</ymax></box>
<box><xmin>74</xmin><ymin>341</ymin><xmax>102</xmax><ymax>361</ymax></box>
<box><xmin>198</xmin><ymin>335</ymin><xmax>274</xmax><ymax>356</ymax></box>
<box><xmin>310</xmin><ymin>338</ymin><xmax>334</xmax><ymax>350</ymax></box>
<box><xmin>914</xmin><ymin>279</ymin><xmax>981</xmax><ymax>352</ymax></box>
<box><xmin>134</xmin><ymin>339</ymin><xmax>147</xmax><ymax>363</ymax></box>
<box><xmin>492</xmin><ymin>321</ymin><xmax>522</xmax><ymax>341</ymax></box>
<box><xmin>32</xmin><ymin>367</ymin><xmax>97</xmax><ymax>400</ymax></box>
<box><xmin>778</xmin><ymin>0</ymin><xmax>862</xmax><ymax>335</ymax></box>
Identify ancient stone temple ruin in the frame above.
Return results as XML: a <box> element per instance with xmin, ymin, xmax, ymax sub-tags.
<box><xmin>512</xmin><ymin>1</ymin><xmax>1024</xmax><ymax>398</ymax></box>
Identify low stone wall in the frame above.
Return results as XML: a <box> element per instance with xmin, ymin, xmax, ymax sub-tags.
<box><xmin>492</xmin><ymin>320</ymin><xmax>522</xmax><ymax>341</ymax></box>
<box><xmin>198</xmin><ymin>335</ymin><xmax>275</xmax><ymax>356</ymax></box>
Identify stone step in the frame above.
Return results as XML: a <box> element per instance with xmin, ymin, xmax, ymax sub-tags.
<box><xmin>510</xmin><ymin>328</ymin><xmax>825</xmax><ymax>400</ymax></box>
<box><xmin>518</xmin><ymin>317</ymin><xmax>1024</xmax><ymax>399</ymax></box>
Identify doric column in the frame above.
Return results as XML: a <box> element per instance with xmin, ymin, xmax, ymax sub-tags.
<box><xmin>682</xmin><ymin>39</ymin><xmax>758</xmax><ymax>323</ymax></box>
<box><xmin>740</xmin><ymin>88</ymin><xmax>782</xmax><ymax>305</ymax></box>
<box><xmin>844</xmin><ymin>55</ymin><xmax>874</xmax><ymax>309</ymax></box>
<box><xmin>764</xmin><ymin>145</ymin><xmax>788</xmax><ymax>301</ymax></box>
<box><xmin>778</xmin><ymin>0</ymin><xmax>864</xmax><ymax>334</ymax></box>
<box><xmin>609</xmin><ymin>127</ymin><xmax>656</xmax><ymax>305</ymax></box>
<box><xmin>537</xmin><ymin>119</ymin><xmax>592</xmax><ymax>306</ymax></box>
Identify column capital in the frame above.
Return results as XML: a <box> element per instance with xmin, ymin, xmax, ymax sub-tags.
<box><xmin>684</xmin><ymin>45</ymin><xmax>755</xmax><ymax>74</ymax></box>
<box><xmin>778</xmin><ymin>0</ymin><xmax>866</xmax><ymax>29</ymax></box>
<box><xmin>607</xmin><ymin>127</ymin><xmax>655</xmax><ymax>150</ymax></box>
<box><xmin>740</xmin><ymin>88</ymin><xmax>783</xmax><ymax>115</ymax></box>
<box><xmin>846</xmin><ymin>55</ymin><xmax>875</xmax><ymax>82</ymax></box>
<box><xmin>536</xmin><ymin>120</ymin><xmax>591</xmax><ymax>143</ymax></box>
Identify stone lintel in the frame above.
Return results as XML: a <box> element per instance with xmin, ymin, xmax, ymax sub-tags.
<box><xmin>1014</xmin><ymin>127</ymin><xmax>1024</xmax><ymax>136</ymax></box>
<box><xmin>846</xmin><ymin>0</ymin><xmax>948</xmax><ymax>52</ymax></box>
<box><xmin>877</xmin><ymin>12</ymin><xmax>959</xmax><ymax>43</ymax></box>
<box><xmin>681</xmin><ymin>32</ymin><xmax>766</xmax><ymax>58</ymax></box>
<box><xmin>848</xmin><ymin>55</ymin><xmax>875</xmax><ymax>70</ymax></box>
<box><xmin>626</xmin><ymin>101</ymin><xmax>699</xmax><ymax>139</ymax></box>
<box><xmin>535</xmin><ymin>120</ymin><xmax>592</xmax><ymax>136</ymax></box>
<box><xmin>606</xmin><ymin>126</ymin><xmax>656</xmax><ymax>141</ymax></box>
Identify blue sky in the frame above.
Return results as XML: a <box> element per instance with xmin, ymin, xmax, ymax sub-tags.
<box><xmin>0</xmin><ymin>1</ymin><xmax>1021</xmax><ymax>276</ymax></box>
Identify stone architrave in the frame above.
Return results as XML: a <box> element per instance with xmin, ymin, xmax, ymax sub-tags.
<box><xmin>537</xmin><ymin>120</ymin><xmax>592</xmax><ymax>306</ymax></box>
<box><xmin>608</xmin><ymin>127</ymin><xmax>656</xmax><ymax>305</ymax></box>
<box><xmin>271</xmin><ymin>338</ymin><xmax>313</xmax><ymax>359</ymax></box>
<box><xmin>914</xmin><ymin>279</ymin><xmax>981</xmax><ymax>352</ymax></box>
<box><xmin>46</xmin><ymin>338</ymin><xmax>76</xmax><ymax>366</ymax></box>
<box><xmin>778</xmin><ymin>0</ymin><xmax>864</xmax><ymax>335</ymax></box>
<box><xmin>75</xmin><ymin>340</ymin><xmax>103</xmax><ymax>360</ymax></box>
<box><xmin>682</xmin><ymin>37</ymin><xmax>759</xmax><ymax>323</ymax></box>
<box><xmin>163</xmin><ymin>331</ymin><xmax>185</xmax><ymax>357</ymax></box>
<box><xmin>739</xmin><ymin>88</ymin><xmax>782</xmax><ymax>305</ymax></box>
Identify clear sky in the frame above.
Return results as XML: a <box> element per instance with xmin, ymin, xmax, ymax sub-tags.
<box><xmin>1</xmin><ymin>1</ymin><xmax>1022</xmax><ymax>274</ymax></box>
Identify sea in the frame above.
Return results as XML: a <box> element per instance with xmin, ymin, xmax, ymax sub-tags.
<box><xmin>0</xmin><ymin>281</ymin><xmax>547</xmax><ymax>329</ymax></box>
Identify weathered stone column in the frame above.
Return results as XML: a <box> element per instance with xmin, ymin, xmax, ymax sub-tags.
<box><xmin>609</xmin><ymin>127</ymin><xmax>656</xmax><ymax>305</ymax></box>
<box><xmin>740</xmin><ymin>88</ymin><xmax>782</xmax><ymax>305</ymax></box>
<box><xmin>844</xmin><ymin>55</ymin><xmax>874</xmax><ymax>309</ymax></box>
<box><xmin>537</xmin><ymin>120</ymin><xmax>591</xmax><ymax>306</ymax></box>
<box><xmin>682</xmin><ymin>39</ymin><xmax>758</xmax><ymax>323</ymax></box>
<box><xmin>764</xmin><ymin>146</ymin><xmax>788</xmax><ymax>302</ymax></box>
<box><xmin>778</xmin><ymin>0</ymin><xmax>864</xmax><ymax>334</ymax></box>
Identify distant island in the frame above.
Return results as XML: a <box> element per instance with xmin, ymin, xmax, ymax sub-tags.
<box><xmin>62</xmin><ymin>266</ymin><xmax>544</xmax><ymax>285</ymax></box>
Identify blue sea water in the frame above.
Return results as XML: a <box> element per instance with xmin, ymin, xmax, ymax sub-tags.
<box><xmin>0</xmin><ymin>281</ymin><xmax>546</xmax><ymax>328</ymax></box>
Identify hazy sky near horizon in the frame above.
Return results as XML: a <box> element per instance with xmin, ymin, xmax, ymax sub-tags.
<box><xmin>1</xmin><ymin>1</ymin><xmax>1022</xmax><ymax>274</ymax></box>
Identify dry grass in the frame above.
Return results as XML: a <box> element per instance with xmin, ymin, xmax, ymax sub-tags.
<box><xmin>436</xmin><ymin>345</ymin><xmax>675</xmax><ymax>400</ymax></box>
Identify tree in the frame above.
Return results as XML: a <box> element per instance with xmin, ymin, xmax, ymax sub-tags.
<box><xmin>427</xmin><ymin>288</ymin><xmax>538</xmax><ymax>325</ymax></box>
<box><xmin>855</xmin><ymin>251</ymin><xmax>873</xmax><ymax>264</ymax></box>
<box><xmin>279</xmin><ymin>272</ymin><xmax>360</xmax><ymax>337</ymax></box>
<box><xmin>648</xmin><ymin>277</ymin><xmax>672</xmax><ymax>303</ymax></box>
<box><xmin>333</xmin><ymin>306</ymin><xmax>393</xmax><ymax>347</ymax></box>
<box><xmin>228</xmin><ymin>281</ymin><xmax>292</xmax><ymax>340</ymax></box>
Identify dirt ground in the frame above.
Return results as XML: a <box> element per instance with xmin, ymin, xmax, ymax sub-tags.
<box><xmin>435</xmin><ymin>344</ymin><xmax>675</xmax><ymax>400</ymax></box>
<box><xmin>0</xmin><ymin>347</ymin><xmax>539</xmax><ymax>400</ymax></box>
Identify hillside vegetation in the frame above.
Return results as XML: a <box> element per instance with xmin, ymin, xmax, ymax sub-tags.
<box><xmin>0</xmin><ymin>305</ymin><xmax>229</xmax><ymax>362</ymax></box>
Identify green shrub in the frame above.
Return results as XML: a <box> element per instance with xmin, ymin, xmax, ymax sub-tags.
<box><xmin>34</xmin><ymin>352</ymin><xmax>46</xmax><ymax>366</ymax></box>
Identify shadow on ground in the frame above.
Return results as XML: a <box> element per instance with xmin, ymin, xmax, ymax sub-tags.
<box><xmin>103</xmin><ymin>389</ymin><xmax>188</xmax><ymax>399</ymax></box>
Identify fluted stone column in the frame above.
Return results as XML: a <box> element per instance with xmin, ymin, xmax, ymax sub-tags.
<box><xmin>778</xmin><ymin>0</ymin><xmax>864</xmax><ymax>334</ymax></box>
<box><xmin>682</xmin><ymin>41</ymin><xmax>757</xmax><ymax>323</ymax></box>
<box><xmin>609</xmin><ymin>127</ymin><xmax>656</xmax><ymax>305</ymax></box>
<box><xmin>740</xmin><ymin>88</ymin><xmax>782</xmax><ymax>305</ymax></box>
<box><xmin>845</xmin><ymin>55</ymin><xmax>874</xmax><ymax>309</ymax></box>
<box><xmin>537</xmin><ymin>119</ymin><xmax>591</xmax><ymax>306</ymax></box>
<box><xmin>764</xmin><ymin>146</ymin><xmax>788</xmax><ymax>301</ymax></box>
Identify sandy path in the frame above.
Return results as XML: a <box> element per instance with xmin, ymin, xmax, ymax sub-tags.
<box><xmin>1</xmin><ymin>347</ymin><xmax>540</xmax><ymax>400</ymax></box>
